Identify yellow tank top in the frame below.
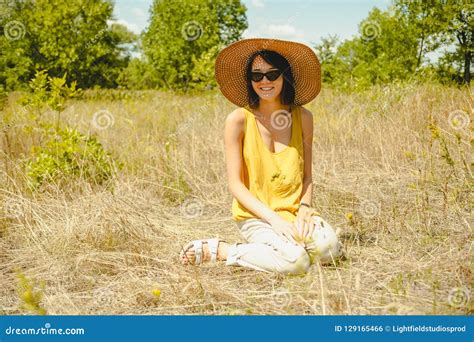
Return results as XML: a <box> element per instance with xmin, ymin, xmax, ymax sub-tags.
<box><xmin>232</xmin><ymin>105</ymin><xmax>305</xmax><ymax>223</ymax></box>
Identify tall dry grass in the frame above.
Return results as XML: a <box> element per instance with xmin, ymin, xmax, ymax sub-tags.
<box><xmin>0</xmin><ymin>83</ymin><xmax>472</xmax><ymax>315</ymax></box>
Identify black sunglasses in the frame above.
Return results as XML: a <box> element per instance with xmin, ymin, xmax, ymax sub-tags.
<box><xmin>250</xmin><ymin>69</ymin><xmax>282</xmax><ymax>82</ymax></box>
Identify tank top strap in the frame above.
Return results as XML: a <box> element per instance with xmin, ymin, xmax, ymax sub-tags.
<box><xmin>292</xmin><ymin>105</ymin><xmax>303</xmax><ymax>153</ymax></box>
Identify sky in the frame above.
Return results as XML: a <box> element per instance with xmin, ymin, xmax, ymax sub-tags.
<box><xmin>113</xmin><ymin>0</ymin><xmax>392</xmax><ymax>46</ymax></box>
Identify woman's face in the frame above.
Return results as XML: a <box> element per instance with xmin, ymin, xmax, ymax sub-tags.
<box><xmin>250</xmin><ymin>55</ymin><xmax>283</xmax><ymax>103</ymax></box>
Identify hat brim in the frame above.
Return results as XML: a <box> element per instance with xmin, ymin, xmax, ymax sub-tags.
<box><xmin>215</xmin><ymin>38</ymin><xmax>321</xmax><ymax>108</ymax></box>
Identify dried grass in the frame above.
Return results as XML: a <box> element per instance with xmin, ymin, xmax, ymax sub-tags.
<box><xmin>0</xmin><ymin>83</ymin><xmax>472</xmax><ymax>315</ymax></box>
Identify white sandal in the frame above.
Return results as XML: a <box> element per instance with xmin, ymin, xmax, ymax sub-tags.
<box><xmin>180</xmin><ymin>238</ymin><xmax>223</xmax><ymax>265</ymax></box>
<box><xmin>306</xmin><ymin>215</ymin><xmax>343</xmax><ymax>264</ymax></box>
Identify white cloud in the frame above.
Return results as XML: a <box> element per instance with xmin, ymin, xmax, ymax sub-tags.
<box><xmin>107</xmin><ymin>19</ymin><xmax>141</xmax><ymax>34</ymax></box>
<box><xmin>131</xmin><ymin>8</ymin><xmax>147</xmax><ymax>18</ymax></box>
<box><xmin>251</xmin><ymin>0</ymin><xmax>264</xmax><ymax>8</ymax></box>
<box><xmin>267</xmin><ymin>23</ymin><xmax>297</xmax><ymax>36</ymax></box>
<box><xmin>244</xmin><ymin>23</ymin><xmax>305</xmax><ymax>41</ymax></box>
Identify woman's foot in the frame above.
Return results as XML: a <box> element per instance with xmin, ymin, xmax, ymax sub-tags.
<box><xmin>180</xmin><ymin>239</ymin><xmax>229</xmax><ymax>265</ymax></box>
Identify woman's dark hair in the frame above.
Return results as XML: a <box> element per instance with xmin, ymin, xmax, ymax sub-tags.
<box><xmin>245</xmin><ymin>50</ymin><xmax>296</xmax><ymax>109</ymax></box>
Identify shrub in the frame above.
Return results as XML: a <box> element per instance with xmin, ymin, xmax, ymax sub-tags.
<box><xmin>16</xmin><ymin>271</ymin><xmax>47</xmax><ymax>315</ymax></box>
<box><xmin>26</xmin><ymin>125</ymin><xmax>120</xmax><ymax>189</ymax></box>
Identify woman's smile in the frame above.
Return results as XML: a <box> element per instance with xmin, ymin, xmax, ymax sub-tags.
<box><xmin>258</xmin><ymin>87</ymin><xmax>275</xmax><ymax>96</ymax></box>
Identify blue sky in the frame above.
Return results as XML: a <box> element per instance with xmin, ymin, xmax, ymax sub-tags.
<box><xmin>113</xmin><ymin>0</ymin><xmax>392</xmax><ymax>46</ymax></box>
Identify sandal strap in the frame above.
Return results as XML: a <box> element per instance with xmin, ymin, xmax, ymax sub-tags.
<box><xmin>193</xmin><ymin>240</ymin><xmax>203</xmax><ymax>265</ymax></box>
<box><xmin>207</xmin><ymin>238</ymin><xmax>219</xmax><ymax>263</ymax></box>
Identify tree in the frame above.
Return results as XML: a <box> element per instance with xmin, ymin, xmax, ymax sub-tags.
<box><xmin>316</xmin><ymin>7</ymin><xmax>421</xmax><ymax>89</ymax></box>
<box><xmin>316</xmin><ymin>0</ymin><xmax>472</xmax><ymax>88</ymax></box>
<box><xmin>395</xmin><ymin>0</ymin><xmax>447</xmax><ymax>68</ymax></box>
<box><xmin>395</xmin><ymin>0</ymin><xmax>473</xmax><ymax>84</ymax></box>
<box><xmin>442</xmin><ymin>2</ymin><xmax>473</xmax><ymax>84</ymax></box>
<box><xmin>117</xmin><ymin>58</ymin><xmax>162</xmax><ymax>89</ymax></box>
<box><xmin>0</xmin><ymin>0</ymin><xmax>137</xmax><ymax>90</ymax></box>
<box><xmin>314</xmin><ymin>35</ymin><xmax>339</xmax><ymax>84</ymax></box>
<box><xmin>142</xmin><ymin>0</ymin><xmax>247</xmax><ymax>90</ymax></box>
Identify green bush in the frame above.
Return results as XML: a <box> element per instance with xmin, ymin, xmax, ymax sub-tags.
<box><xmin>0</xmin><ymin>85</ymin><xmax>7</xmax><ymax>111</ymax></box>
<box><xmin>117</xmin><ymin>58</ymin><xmax>163</xmax><ymax>90</ymax></box>
<box><xmin>26</xmin><ymin>125</ymin><xmax>120</xmax><ymax>189</ymax></box>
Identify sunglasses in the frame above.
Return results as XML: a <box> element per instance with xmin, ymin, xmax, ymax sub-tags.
<box><xmin>250</xmin><ymin>69</ymin><xmax>282</xmax><ymax>82</ymax></box>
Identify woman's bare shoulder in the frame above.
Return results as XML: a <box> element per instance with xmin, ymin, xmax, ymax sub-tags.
<box><xmin>299</xmin><ymin>106</ymin><xmax>313</xmax><ymax>125</ymax></box>
<box><xmin>225</xmin><ymin>108</ymin><xmax>246</xmax><ymax>134</ymax></box>
<box><xmin>299</xmin><ymin>105</ymin><xmax>313</xmax><ymax>117</ymax></box>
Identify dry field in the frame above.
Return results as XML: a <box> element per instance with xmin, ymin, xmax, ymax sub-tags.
<box><xmin>0</xmin><ymin>83</ymin><xmax>472</xmax><ymax>315</ymax></box>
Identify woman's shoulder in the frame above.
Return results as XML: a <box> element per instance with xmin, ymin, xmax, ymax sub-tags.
<box><xmin>224</xmin><ymin>107</ymin><xmax>246</xmax><ymax>134</ymax></box>
<box><xmin>296</xmin><ymin>105</ymin><xmax>313</xmax><ymax>125</ymax></box>
<box><xmin>226</xmin><ymin>107</ymin><xmax>246</xmax><ymax>123</ymax></box>
<box><xmin>295</xmin><ymin>105</ymin><xmax>312</xmax><ymax>116</ymax></box>
<box><xmin>297</xmin><ymin>105</ymin><xmax>314</xmax><ymax>135</ymax></box>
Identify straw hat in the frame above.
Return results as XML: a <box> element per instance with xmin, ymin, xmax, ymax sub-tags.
<box><xmin>215</xmin><ymin>38</ymin><xmax>321</xmax><ymax>108</ymax></box>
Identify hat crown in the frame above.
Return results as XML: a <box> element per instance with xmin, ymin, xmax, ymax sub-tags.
<box><xmin>215</xmin><ymin>38</ymin><xmax>321</xmax><ymax>107</ymax></box>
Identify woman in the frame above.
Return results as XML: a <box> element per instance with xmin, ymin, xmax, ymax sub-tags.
<box><xmin>179</xmin><ymin>38</ymin><xmax>342</xmax><ymax>275</ymax></box>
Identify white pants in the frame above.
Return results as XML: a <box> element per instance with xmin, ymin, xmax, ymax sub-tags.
<box><xmin>225</xmin><ymin>215</ymin><xmax>342</xmax><ymax>275</ymax></box>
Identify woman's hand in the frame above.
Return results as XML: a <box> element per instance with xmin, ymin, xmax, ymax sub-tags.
<box><xmin>268</xmin><ymin>215</ymin><xmax>301</xmax><ymax>246</ymax></box>
<box><xmin>294</xmin><ymin>205</ymin><xmax>316</xmax><ymax>245</ymax></box>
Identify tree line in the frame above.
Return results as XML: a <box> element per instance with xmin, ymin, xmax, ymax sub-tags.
<box><xmin>0</xmin><ymin>0</ymin><xmax>471</xmax><ymax>94</ymax></box>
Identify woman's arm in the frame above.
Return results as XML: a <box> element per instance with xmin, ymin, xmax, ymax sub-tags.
<box><xmin>294</xmin><ymin>107</ymin><xmax>315</xmax><ymax>241</ymax></box>
<box><xmin>299</xmin><ymin>107</ymin><xmax>314</xmax><ymax>206</ymax></box>
<box><xmin>224</xmin><ymin>108</ymin><xmax>280</xmax><ymax>224</ymax></box>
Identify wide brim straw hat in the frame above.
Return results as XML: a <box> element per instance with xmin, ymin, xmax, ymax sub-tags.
<box><xmin>215</xmin><ymin>38</ymin><xmax>321</xmax><ymax>108</ymax></box>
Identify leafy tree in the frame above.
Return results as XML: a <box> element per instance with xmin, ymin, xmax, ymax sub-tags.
<box><xmin>0</xmin><ymin>0</ymin><xmax>137</xmax><ymax>90</ymax></box>
<box><xmin>395</xmin><ymin>0</ymin><xmax>447</xmax><ymax>68</ymax></box>
<box><xmin>439</xmin><ymin>1</ymin><xmax>473</xmax><ymax>84</ymax></box>
<box><xmin>395</xmin><ymin>0</ymin><xmax>472</xmax><ymax>84</ymax></box>
<box><xmin>316</xmin><ymin>0</ymin><xmax>472</xmax><ymax>88</ymax></box>
<box><xmin>316</xmin><ymin>7</ymin><xmax>420</xmax><ymax>89</ymax></box>
<box><xmin>117</xmin><ymin>58</ymin><xmax>163</xmax><ymax>89</ymax></box>
<box><xmin>142</xmin><ymin>0</ymin><xmax>247</xmax><ymax>90</ymax></box>
<box><xmin>314</xmin><ymin>35</ymin><xmax>339</xmax><ymax>84</ymax></box>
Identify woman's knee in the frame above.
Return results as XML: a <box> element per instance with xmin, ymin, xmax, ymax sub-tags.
<box><xmin>279</xmin><ymin>248</ymin><xmax>311</xmax><ymax>275</ymax></box>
